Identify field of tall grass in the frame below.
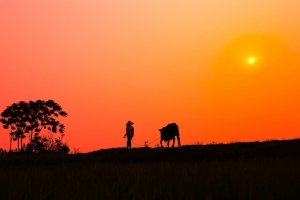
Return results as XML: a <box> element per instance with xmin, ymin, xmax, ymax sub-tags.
<box><xmin>1</xmin><ymin>140</ymin><xmax>300</xmax><ymax>199</ymax></box>
<box><xmin>0</xmin><ymin>155</ymin><xmax>300</xmax><ymax>199</ymax></box>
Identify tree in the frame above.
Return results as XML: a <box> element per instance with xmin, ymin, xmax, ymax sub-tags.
<box><xmin>0</xmin><ymin>100</ymin><xmax>68</xmax><ymax>151</ymax></box>
<box><xmin>144</xmin><ymin>140</ymin><xmax>149</xmax><ymax>148</ymax></box>
<box><xmin>24</xmin><ymin>133</ymin><xmax>70</xmax><ymax>154</ymax></box>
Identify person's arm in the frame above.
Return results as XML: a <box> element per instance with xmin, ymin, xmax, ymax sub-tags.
<box><xmin>124</xmin><ymin>126</ymin><xmax>129</xmax><ymax>138</ymax></box>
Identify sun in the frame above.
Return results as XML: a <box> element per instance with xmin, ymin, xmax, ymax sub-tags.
<box><xmin>248</xmin><ymin>58</ymin><xmax>255</xmax><ymax>64</ymax></box>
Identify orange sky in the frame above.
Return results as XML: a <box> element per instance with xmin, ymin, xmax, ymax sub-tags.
<box><xmin>1</xmin><ymin>1</ymin><xmax>300</xmax><ymax>152</ymax></box>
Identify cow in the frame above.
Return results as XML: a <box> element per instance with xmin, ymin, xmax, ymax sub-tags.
<box><xmin>158</xmin><ymin>123</ymin><xmax>181</xmax><ymax>148</ymax></box>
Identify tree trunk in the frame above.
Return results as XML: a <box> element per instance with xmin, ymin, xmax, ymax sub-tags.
<box><xmin>9</xmin><ymin>137</ymin><xmax>12</xmax><ymax>151</ymax></box>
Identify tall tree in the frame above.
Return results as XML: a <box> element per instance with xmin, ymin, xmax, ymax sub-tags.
<box><xmin>0</xmin><ymin>100</ymin><xmax>67</xmax><ymax>151</ymax></box>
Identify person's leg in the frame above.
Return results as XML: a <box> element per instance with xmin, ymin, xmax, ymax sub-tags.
<box><xmin>128</xmin><ymin>137</ymin><xmax>132</xmax><ymax>149</ymax></box>
<box><xmin>127</xmin><ymin>138</ymin><xmax>130</xmax><ymax>148</ymax></box>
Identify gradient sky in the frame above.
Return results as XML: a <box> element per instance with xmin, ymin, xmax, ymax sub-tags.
<box><xmin>1</xmin><ymin>1</ymin><xmax>300</xmax><ymax>152</ymax></box>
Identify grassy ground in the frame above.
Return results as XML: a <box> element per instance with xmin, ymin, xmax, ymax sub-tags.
<box><xmin>0</xmin><ymin>139</ymin><xmax>300</xmax><ymax>199</ymax></box>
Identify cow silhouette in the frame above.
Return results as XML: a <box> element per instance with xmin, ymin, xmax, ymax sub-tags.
<box><xmin>159</xmin><ymin>123</ymin><xmax>181</xmax><ymax>148</ymax></box>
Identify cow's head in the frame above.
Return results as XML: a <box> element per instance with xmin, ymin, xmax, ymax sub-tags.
<box><xmin>159</xmin><ymin>128</ymin><xmax>169</xmax><ymax>141</ymax></box>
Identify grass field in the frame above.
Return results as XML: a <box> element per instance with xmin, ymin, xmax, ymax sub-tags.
<box><xmin>1</xmin><ymin>139</ymin><xmax>300</xmax><ymax>199</ymax></box>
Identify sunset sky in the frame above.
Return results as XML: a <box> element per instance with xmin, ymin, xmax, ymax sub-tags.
<box><xmin>1</xmin><ymin>1</ymin><xmax>300</xmax><ymax>152</ymax></box>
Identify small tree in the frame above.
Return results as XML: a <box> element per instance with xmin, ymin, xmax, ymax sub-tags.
<box><xmin>24</xmin><ymin>133</ymin><xmax>70</xmax><ymax>153</ymax></box>
<box><xmin>194</xmin><ymin>141</ymin><xmax>203</xmax><ymax>145</ymax></box>
<box><xmin>144</xmin><ymin>141</ymin><xmax>149</xmax><ymax>148</ymax></box>
<box><xmin>72</xmin><ymin>147</ymin><xmax>81</xmax><ymax>154</ymax></box>
<box><xmin>0</xmin><ymin>100</ymin><xmax>67</xmax><ymax>151</ymax></box>
<box><xmin>0</xmin><ymin>148</ymin><xmax>7</xmax><ymax>155</ymax></box>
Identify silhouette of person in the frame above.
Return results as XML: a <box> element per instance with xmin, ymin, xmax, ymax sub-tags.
<box><xmin>124</xmin><ymin>120</ymin><xmax>134</xmax><ymax>149</ymax></box>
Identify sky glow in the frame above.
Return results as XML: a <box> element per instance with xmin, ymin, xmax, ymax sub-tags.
<box><xmin>1</xmin><ymin>1</ymin><xmax>300</xmax><ymax>152</ymax></box>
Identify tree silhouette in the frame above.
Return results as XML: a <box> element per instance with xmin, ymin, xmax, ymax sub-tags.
<box><xmin>24</xmin><ymin>133</ymin><xmax>70</xmax><ymax>153</ymax></box>
<box><xmin>0</xmin><ymin>100</ymin><xmax>67</xmax><ymax>151</ymax></box>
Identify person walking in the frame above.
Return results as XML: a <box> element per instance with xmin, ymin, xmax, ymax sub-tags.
<box><xmin>124</xmin><ymin>120</ymin><xmax>134</xmax><ymax>149</ymax></box>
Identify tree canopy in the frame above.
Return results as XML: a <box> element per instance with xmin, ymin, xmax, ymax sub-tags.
<box><xmin>0</xmin><ymin>99</ymin><xmax>68</xmax><ymax>152</ymax></box>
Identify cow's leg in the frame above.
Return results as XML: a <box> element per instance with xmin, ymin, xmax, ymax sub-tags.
<box><xmin>177</xmin><ymin>135</ymin><xmax>181</xmax><ymax>147</ymax></box>
<box><xmin>167</xmin><ymin>140</ymin><xmax>170</xmax><ymax>147</ymax></box>
<box><xmin>160</xmin><ymin>139</ymin><xmax>164</xmax><ymax>148</ymax></box>
<box><xmin>172</xmin><ymin>138</ymin><xmax>175</xmax><ymax>148</ymax></box>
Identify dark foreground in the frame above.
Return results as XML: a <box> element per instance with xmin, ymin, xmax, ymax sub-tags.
<box><xmin>1</xmin><ymin>139</ymin><xmax>300</xmax><ymax>199</ymax></box>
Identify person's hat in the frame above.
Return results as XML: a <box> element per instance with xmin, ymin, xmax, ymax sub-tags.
<box><xmin>126</xmin><ymin>120</ymin><xmax>134</xmax><ymax>126</ymax></box>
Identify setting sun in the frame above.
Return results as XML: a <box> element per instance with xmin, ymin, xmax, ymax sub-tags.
<box><xmin>248</xmin><ymin>58</ymin><xmax>255</xmax><ymax>63</ymax></box>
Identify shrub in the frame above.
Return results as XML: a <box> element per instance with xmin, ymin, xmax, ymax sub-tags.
<box><xmin>24</xmin><ymin>134</ymin><xmax>70</xmax><ymax>154</ymax></box>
